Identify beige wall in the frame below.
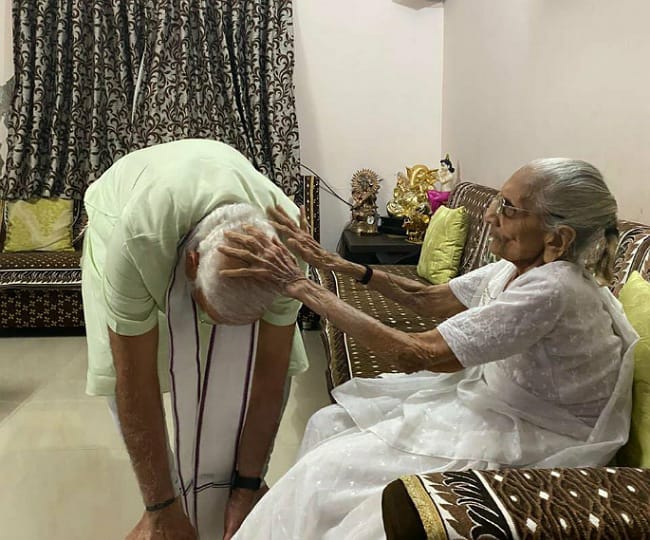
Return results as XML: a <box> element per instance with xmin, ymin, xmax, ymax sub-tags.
<box><xmin>442</xmin><ymin>0</ymin><xmax>650</xmax><ymax>223</ymax></box>
<box><xmin>0</xmin><ymin>0</ymin><xmax>10</xmax><ymax>81</ymax></box>
<box><xmin>295</xmin><ymin>0</ymin><xmax>444</xmax><ymax>249</ymax></box>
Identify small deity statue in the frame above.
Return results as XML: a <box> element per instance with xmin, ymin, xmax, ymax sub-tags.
<box><xmin>348</xmin><ymin>169</ymin><xmax>381</xmax><ymax>235</ymax></box>
<box><xmin>437</xmin><ymin>154</ymin><xmax>458</xmax><ymax>191</ymax></box>
<box><xmin>384</xmin><ymin>156</ymin><xmax>457</xmax><ymax>242</ymax></box>
<box><xmin>386</xmin><ymin>164</ymin><xmax>439</xmax><ymax>243</ymax></box>
<box><xmin>385</xmin><ymin>171</ymin><xmax>410</xmax><ymax>217</ymax></box>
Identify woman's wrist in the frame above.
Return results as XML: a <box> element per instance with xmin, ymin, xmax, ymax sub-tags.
<box><xmin>288</xmin><ymin>276</ymin><xmax>316</xmax><ymax>301</ymax></box>
<box><xmin>325</xmin><ymin>257</ymin><xmax>370</xmax><ymax>282</ymax></box>
<box><xmin>335</xmin><ymin>259</ymin><xmax>367</xmax><ymax>280</ymax></box>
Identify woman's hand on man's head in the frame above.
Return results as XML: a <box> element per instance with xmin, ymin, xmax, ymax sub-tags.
<box><xmin>267</xmin><ymin>205</ymin><xmax>343</xmax><ymax>272</ymax></box>
<box><xmin>218</xmin><ymin>226</ymin><xmax>306</xmax><ymax>297</ymax></box>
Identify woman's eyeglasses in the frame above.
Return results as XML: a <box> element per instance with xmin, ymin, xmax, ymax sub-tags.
<box><xmin>492</xmin><ymin>193</ymin><xmax>532</xmax><ymax>219</ymax></box>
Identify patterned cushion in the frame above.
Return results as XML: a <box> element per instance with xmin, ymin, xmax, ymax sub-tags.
<box><xmin>384</xmin><ymin>467</ymin><xmax>650</xmax><ymax>540</ymax></box>
<box><xmin>0</xmin><ymin>289</ymin><xmax>84</xmax><ymax>329</ymax></box>
<box><xmin>611</xmin><ymin>219</ymin><xmax>650</xmax><ymax>296</ymax></box>
<box><xmin>3</xmin><ymin>199</ymin><xmax>75</xmax><ymax>252</ymax></box>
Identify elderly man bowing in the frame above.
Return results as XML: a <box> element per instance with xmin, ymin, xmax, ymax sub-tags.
<box><xmin>81</xmin><ymin>139</ymin><xmax>307</xmax><ymax>540</ymax></box>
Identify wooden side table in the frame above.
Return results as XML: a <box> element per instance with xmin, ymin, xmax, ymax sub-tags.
<box><xmin>337</xmin><ymin>229</ymin><xmax>422</xmax><ymax>265</ymax></box>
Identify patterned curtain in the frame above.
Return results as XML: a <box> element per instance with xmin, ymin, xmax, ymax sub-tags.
<box><xmin>2</xmin><ymin>0</ymin><xmax>299</xmax><ymax>200</ymax></box>
<box><xmin>131</xmin><ymin>0</ymin><xmax>301</xmax><ymax>196</ymax></box>
<box><xmin>2</xmin><ymin>1</ymin><xmax>144</xmax><ymax>200</ymax></box>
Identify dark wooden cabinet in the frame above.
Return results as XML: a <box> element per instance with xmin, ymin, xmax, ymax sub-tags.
<box><xmin>337</xmin><ymin>229</ymin><xmax>422</xmax><ymax>265</ymax></box>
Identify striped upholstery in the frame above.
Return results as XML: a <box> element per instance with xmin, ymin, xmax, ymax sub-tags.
<box><xmin>319</xmin><ymin>182</ymin><xmax>650</xmax><ymax>388</ymax></box>
<box><xmin>447</xmin><ymin>182</ymin><xmax>498</xmax><ymax>274</ymax></box>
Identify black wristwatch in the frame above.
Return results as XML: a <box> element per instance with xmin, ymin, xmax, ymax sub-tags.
<box><xmin>231</xmin><ymin>470</ymin><xmax>263</xmax><ymax>491</ymax></box>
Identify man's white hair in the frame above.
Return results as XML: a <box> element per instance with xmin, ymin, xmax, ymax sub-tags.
<box><xmin>189</xmin><ymin>202</ymin><xmax>278</xmax><ymax>325</ymax></box>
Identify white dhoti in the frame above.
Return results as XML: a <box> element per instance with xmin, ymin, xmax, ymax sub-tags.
<box><xmin>166</xmin><ymin>241</ymin><xmax>258</xmax><ymax>540</ymax></box>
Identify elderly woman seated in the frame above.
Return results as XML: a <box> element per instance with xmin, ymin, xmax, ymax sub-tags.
<box><xmin>220</xmin><ymin>159</ymin><xmax>637</xmax><ymax>540</ymax></box>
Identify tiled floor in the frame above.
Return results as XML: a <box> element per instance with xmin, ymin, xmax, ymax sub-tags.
<box><xmin>0</xmin><ymin>331</ymin><xmax>330</xmax><ymax>540</ymax></box>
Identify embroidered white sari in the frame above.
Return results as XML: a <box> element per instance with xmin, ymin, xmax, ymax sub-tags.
<box><xmin>233</xmin><ymin>261</ymin><xmax>636</xmax><ymax>540</ymax></box>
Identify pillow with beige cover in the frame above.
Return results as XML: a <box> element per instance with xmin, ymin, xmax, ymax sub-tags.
<box><xmin>3</xmin><ymin>199</ymin><xmax>74</xmax><ymax>252</ymax></box>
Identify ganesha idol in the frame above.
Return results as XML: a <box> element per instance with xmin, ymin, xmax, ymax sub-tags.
<box><xmin>386</xmin><ymin>156</ymin><xmax>458</xmax><ymax>243</ymax></box>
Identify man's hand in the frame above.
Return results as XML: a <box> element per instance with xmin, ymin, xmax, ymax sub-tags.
<box><xmin>126</xmin><ymin>500</ymin><xmax>197</xmax><ymax>540</ymax></box>
<box><xmin>268</xmin><ymin>205</ymin><xmax>343</xmax><ymax>272</ymax></box>
<box><xmin>223</xmin><ymin>487</ymin><xmax>268</xmax><ymax>540</ymax></box>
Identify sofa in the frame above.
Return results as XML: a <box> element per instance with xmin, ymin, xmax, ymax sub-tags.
<box><xmin>0</xmin><ymin>174</ymin><xmax>320</xmax><ymax>333</ymax></box>
<box><xmin>0</xmin><ymin>200</ymin><xmax>86</xmax><ymax>333</ymax></box>
<box><xmin>317</xmin><ymin>181</ymin><xmax>650</xmax><ymax>388</ymax></box>
<box><xmin>315</xmin><ymin>182</ymin><xmax>650</xmax><ymax>539</ymax></box>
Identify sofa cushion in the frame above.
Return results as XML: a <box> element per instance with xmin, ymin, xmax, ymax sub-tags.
<box><xmin>616</xmin><ymin>271</ymin><xmax>650</xmax><ymax>467</ymax></box>
<box><xmin>3</xmin><ymin>199</ymin><xmax>75</xmax><ymax>252</ymax></box>
<box><xmin>0</xmin><ymin>251</ymin><xmax>82</xmax><ymax>288</ymax></box>
<box><xmin>416</xmin><ymin>206</ymin><xmax>469</xmax><ymax>284</ymax></box>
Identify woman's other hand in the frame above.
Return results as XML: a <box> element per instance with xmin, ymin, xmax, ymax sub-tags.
<box><xmin>268</xmin><ymin>205</ymin><xmax>343</xmax><ymax>271</ymax></box>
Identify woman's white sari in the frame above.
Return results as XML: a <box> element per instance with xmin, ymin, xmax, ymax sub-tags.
<box><xmin>234</xmin><ymin>261</ymin><xmax>636</xmax><ymax>540</ymax></box>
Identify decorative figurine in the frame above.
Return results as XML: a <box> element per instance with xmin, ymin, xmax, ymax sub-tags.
<box><xmin>386</xmin><ymin>163</ymin><xmax>437</xmax><ymax>243</ymax></box>
<box><xmin>385</xmin><ymin>156</ymin><xmax>457</xmax><ymax>243</ymax></box>
<box><xmin>348</xmin><ymin>169</ymin><xmax>381</xmax><ymax>235</ymax></box>
<box><xmin>437</xmin><ymin>154</ymin><xmax>458</xmax><ymax>191</ymax></box>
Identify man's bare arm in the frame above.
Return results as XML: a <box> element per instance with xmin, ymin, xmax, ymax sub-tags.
<box><xmin>236</xmin><ymin>320</ymin><xmax>293</xmax><ymax>477</ymax></box>
<box><xmin>223</xmin><ymin>320</ymin><xmax>294</xmax><ymax>539</ymax></box>
<box><xmin>110</xmin><ymin>325</ymin><xmax>176</xmax><ymax>505</ymax></box>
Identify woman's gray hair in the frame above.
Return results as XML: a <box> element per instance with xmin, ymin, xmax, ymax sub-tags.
<box><xmin>189</xmin><ymin>202</ymin><xmax>278</xmax><ymax>325</ymax></box>
<box><xmin>526</xmin><ymin>158</ymin><xmax>619</xmax><ymax>284</ymax></box>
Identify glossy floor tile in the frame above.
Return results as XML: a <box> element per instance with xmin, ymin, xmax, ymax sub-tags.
<box><xmin>0</xmin><ymin>330</ymin><xmax>330</xmax><ymax>540</ymax></box>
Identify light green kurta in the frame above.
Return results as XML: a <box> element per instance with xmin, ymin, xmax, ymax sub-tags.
<box><xmin>82</xmin><ymin>139</ymin><xmax>308</xmax><ymax>396</ymax></box>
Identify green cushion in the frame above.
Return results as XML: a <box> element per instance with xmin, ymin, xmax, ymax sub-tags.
<box><xmin>617</xmin><ymin>271</ymin><xmax>650</xmax><ymax>467</ymax></box>
<box><xmin>416</xmin><ymin>206</ymin><xmax>469</xmax><ymax>284</ymax></box>
<box><xmin>3</xmin><ymin>199</ymin><xmax>74</xmax><ymax>252</ymax></box>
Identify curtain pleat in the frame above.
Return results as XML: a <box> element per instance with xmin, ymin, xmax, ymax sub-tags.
<box><xmin>2</xmin><ymin>1</ymin><xmax>144</xmax><ymax>199</ymax></box>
